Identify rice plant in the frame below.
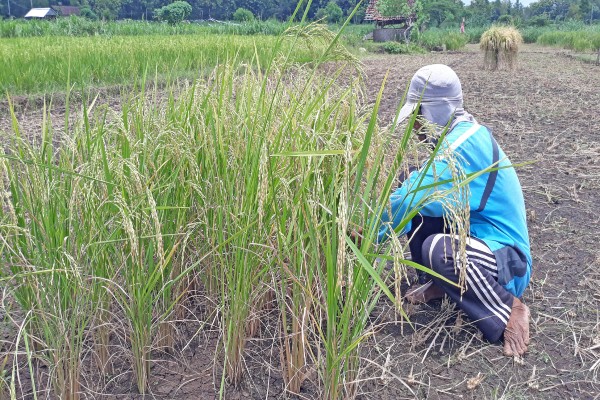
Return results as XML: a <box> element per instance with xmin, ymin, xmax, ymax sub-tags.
<box><xmin>416</xmin><ymin>28</ymin><xmax>468</xmax><ymax>51</ymax></box>
<box><xmin>0</xmin><ymin>16</ymin><xmax>290</xmax><ymax>39</ymax></box>
<box><xmin>0</xmin><ymin>34</ymin><xmax>326</xmax><ymax>95</ymax></box>
<box><xmin>537</xmin><ymin>30</ymin><xmax>600</xmax><ymax>53</ymax></box>
<box><xmin>480</xmin><ymin>26</ymin><xmax>523</xmax><ymax>70</ymax></box>
<box><xmin>0</xmin><ymin>100</ymin><xmax>98</xmax><ymax>400</ymax></box>
<box><xmin>0</xmin><ymin>5</ymin><xmax>480</xmax><ymax>398</ymax></box>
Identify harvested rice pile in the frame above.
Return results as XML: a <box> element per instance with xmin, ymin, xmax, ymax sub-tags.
<box><xmin>480</xmin><ymin>26</ymin><xmax>523</xmax><ymax>70</ymax></box>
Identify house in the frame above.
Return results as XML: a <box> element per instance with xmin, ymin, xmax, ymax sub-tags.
<box><xmin>364</xmin><ymin>0</ymin><xmax>418</xmax><ymax>42</ymax></box>
<box><xmin>24</xmin><ymin>8</ymin><xmax>58</xmax><ymax>19</ymax></box>
<box><xmin>365</xmin><ymin>0</ymin><xmax>417</xmax><ymax>28</ymax></box>
<box><xmin>24</xmin><ymin>6</ymin><xmax>81</xmax><ymax>19</ymax></box>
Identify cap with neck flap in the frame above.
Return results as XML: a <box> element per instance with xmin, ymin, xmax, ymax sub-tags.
<box><xmin>395</xmin><ymin>64</ymin><xmax>475</xmax><ymax>130</ymax></box>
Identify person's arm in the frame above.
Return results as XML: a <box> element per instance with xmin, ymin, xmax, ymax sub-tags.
<box><xmin>377</xmin><ymin>157</ymin><xmax>456</xmax><ymax>243</ymax></box>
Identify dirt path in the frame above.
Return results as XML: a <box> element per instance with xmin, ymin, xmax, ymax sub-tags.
<box><xmin>356</xmin><ymin>44</ymin><xmax>600</xmax><ymax>399</ymax></box>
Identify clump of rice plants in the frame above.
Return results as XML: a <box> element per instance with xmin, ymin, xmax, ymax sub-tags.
<box><xmin>416</xmin><ymin>28</ymin><xmax>468</xmax><ymax>51</ymax></box>
<box><xmin>0</xmin><ymin>33</ymin><xmax>327</xmax><ymax>95</ymax></box>
<box><xmin>480</xmin><ymin>26</ymin><xmax>523</xmax><ymax>70</ymax></box>
<box><xmin>0</xmin><ymin>16</ymin><xmax>289</xmax><ymax>39</ymax></box>
<box><xmin>0</xmin><ymin>100</ymin><xmax>99</xmax><ymax>400</ymax></box>
<box><xmin>538</xmin><ymin>30</ymin><xmax>600</xmax><ymax>52</ymax></box>
<box><xmin>0</xmin><ymin>9</ymin><xmax>479</xmax><ymax>400</ymax></box>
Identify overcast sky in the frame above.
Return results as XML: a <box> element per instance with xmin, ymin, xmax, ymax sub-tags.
<box><xmin>462</xmin><ymin>0</ymin><xmax>538</xmax><ymax>5</ymax></box>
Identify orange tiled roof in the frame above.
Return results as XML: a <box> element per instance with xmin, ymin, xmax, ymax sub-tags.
<box><xmin>364</xmin><ymin>0</ymin><xmax>416</xmax><ymax>22</ymax></box>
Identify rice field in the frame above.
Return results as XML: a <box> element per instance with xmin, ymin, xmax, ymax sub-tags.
<box><xmin>0</xmin><ymin>17</ymin><xmax>290</xmax><ymax>38</ymax></box>
<box><xmin>1</xmin><ymin>13</ymin><xmax>599</xmax><ymax>399</ymax></box>
<box><xmin>0</xmin><ymin>18</ymin><xmax>473</xmax><ymax>399</ymax></box>
<box><xmin>537</xmin><ymin>30</ymin><xmax>600</xmax><ymax>51</ymax></box>
<box><xmin>0</xmin><ymin>33</ymin><xmax>328</xmax><ymax>94</ymax></box>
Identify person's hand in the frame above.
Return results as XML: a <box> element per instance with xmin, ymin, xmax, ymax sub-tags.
<box><xmin>405</xmin><ymin>281</ymin><xmax>446</xmax><ymax>304</ymax></box>
<box><xmin>348</xmin><ymin>227</ymin><xmax>363</xmax><ymax>248</ymax></box>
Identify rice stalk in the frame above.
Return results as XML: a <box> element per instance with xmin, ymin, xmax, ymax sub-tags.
<box><xmin>0</xmin><ymin>98</ymin><xmax>97</xmax><ymax>400</ymax></box>
<box><xmin>480</xmin><ymin>26</ymin><xmax>523</xmax><ymax>70</ymax></box>
<box><xmin>0</xmin><ymin>6</ymin><xmax>491</xmax><ymax>398</ymax></box>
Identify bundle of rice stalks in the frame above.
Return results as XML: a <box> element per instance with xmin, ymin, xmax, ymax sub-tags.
<box><xmin>480</xmin><ymin>26</ymin><xmax>523</xmax><ymax>70</ymax></box>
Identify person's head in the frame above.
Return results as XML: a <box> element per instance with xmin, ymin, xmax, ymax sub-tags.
<box><xmin>395</xmin><ymin>64</ymin><xmax>464</xmax><ymax>132</ymax></box>
<box><xmin>410</xmin><ymin>106</ymin><xmax>428</xmax><ymax>142</ymax></box>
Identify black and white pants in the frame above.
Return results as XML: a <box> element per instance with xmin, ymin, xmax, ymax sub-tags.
<box><xmin>407</xmin><ymin>215</ymin><xmax>514</xmax><ymax>343</ymax></box>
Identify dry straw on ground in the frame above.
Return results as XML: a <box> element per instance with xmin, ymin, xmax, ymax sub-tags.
<box><xmin>479</xmin><ymin>26</ymin><xmax>523</xmax><ymax>70</ymax></box>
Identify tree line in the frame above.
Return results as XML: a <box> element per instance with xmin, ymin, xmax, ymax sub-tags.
<box><xmin>1</xmin><ymin>0</ymin><xmax>599</xmax><ymax>25</ymax></box>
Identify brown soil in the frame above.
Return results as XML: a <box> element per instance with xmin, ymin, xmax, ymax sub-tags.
<box><xmin>356</xmin><ymin>43</ymin><xmax>600</xmax><ymax>400</ymax></box>
<box><xmin>1</xmin><ymin>44</ymin><xmax>599</xmax><ymax>399</ymax></box>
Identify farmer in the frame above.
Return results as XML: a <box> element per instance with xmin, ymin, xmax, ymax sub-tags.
<box><xmin>378</xmin><ymin>64</ymin><xmax>531</xmax><ymax>357</ymax></box>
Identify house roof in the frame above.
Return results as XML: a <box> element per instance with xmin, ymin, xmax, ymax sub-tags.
<box><xmin>52</xmin><ymin>6</ymin><xmax>81</xmax><ymax>16</ymax></box>
<box><xmin>365</xmin><ymin>0</ymin><xmax>416</xmax><ymax>22</ymax></box>
<box><xmin>24</xmin><ymin>8</ymin><xmax>58</xmax><ymax>18</ymax></box>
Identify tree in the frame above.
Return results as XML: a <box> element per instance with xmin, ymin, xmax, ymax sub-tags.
<box><xmin>344</xmin><ymin>0</ymin><xmax>367</xmax><ymax>22</ymax></box>
<box><xmin>337</xmin><ymin>0</ymin><xmax>362</xmax><ymax>18</ymax></box>
<box><xmin>491</xmin><ymin>0</ymin><xmax>502</xmax><ymax>21</ymax></box>
<box><xmin>514</xmin><ymin>0</ymin><xmax>523</xmax><ymax>16</ymax></box>
<box><xmin>194</xmin><ymin>0</ymin><xmax>236</xmax><ymax>19</ymax></box>
<box><xmin>497</xmin><ymin>13</ymin><xmax>513</xmax><ymax>23</ymax></box>
<box><xmin>233</xmin><ymin>0</ymin><xmax>275</xmax><ymax>20</ymax></box>
<box><xmin>527</xmin><ymin>13</ymin><xmax>550</xmax><ymax>25</ymax></box>
<box><xmin>421</xmin><ymin>0</ymin><xmax>464</xmax><ymax>28</ymax></box>
<box><xmin>377</xmin><ymin>0</ymin><xmax>422</xmax><ymax>17</ymax></box>
<box><xmin>315</xmin><ymin>1</ymin><xmax>343</xmax><ymax>22</ymax></box>
<box><xmin>580</xmin><ymin>0</ymin><xmax>591</xmax><ymax>19</ymax></box>
<box><xmin>81</xmin><ymin>5</ymin><xmax>99</xmax><ymax>19</ymax></box>
<box><xmin>232</xmin><ymin>6</ymin><xmax>254</xmax><ymax>21</ymax></box>
<box><xmin>271</xmin><ymin>0</ymin><xmax>295</xmax><ymax>20</ymax></box>
<box><xmin>466</xmin><ymin>0</ymin><xmax>492</xmax><ymax>26</ymax></box>
<box><xmin>118</xmin><ymin>0</ymin><xmax>163</xmax><ymax>20</ymax></box>
<box><xmin>527</xmin><ymin>0</ymin><xmax>571</xmax><ymax>21</ymax></box>
<box><xmin>154</xmin><ymin>0</ymin><xmax>192</xmax><ymax>23</ymax></box>
<box><xmin>88</xmin><ymin>0</ymin><xmax>123</xmax><ymax>20</ymax></box>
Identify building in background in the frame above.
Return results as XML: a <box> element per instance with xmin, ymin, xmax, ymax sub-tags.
<box><xmin>24</xmin><ymin>8</ymin><xmax>58</xmax><ymax>19</ymax></box>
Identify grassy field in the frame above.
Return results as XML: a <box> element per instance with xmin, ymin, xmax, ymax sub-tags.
<box><xmin>0</xmin><ymin>20</ymin><xmax>375</xmax><ymax>95</ymax></box>
<box><xmin>3</xmin><ymin>18</ymin><xmax>599</xmax><ymax>95</ymax></box>
<box><xmin>427</xmin><ymin>22</ymin><xmax>600</xmax><ymax>47</ymax></box>
<box><xmin>0</xmin><ymin>33</ymin><xmax>331</xmax><ymax>94</ymax></box>
<box><xmin>0</xmin><ymin>17</ymin><xmax>289</xmax><ymax>38</ymax></box>
<box><xmin>537</xmin><ymin>29</ymin><xmax>600</xmax><ymax>51</ymax></box>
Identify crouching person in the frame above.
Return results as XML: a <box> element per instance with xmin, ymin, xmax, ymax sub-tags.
<box><xmin>378</xmin><ymin>64</ymin><xmax>531</xmax><ymax>357</ymax></box>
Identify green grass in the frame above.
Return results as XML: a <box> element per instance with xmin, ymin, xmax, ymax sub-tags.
<box><xmin>333</xmin><ymin>23</ymin><xmax>373</xmax><ymax>47</ymax></box>
<box><xmin>0</xmin><ymin>33</ymin><xmax>326</xmax><ymax>94</ymax></box>
<box><xmin>0</xmin><ymin>16</ymin><xmax>289</xmax><ymax>38</ymax></box>
<box><xmin>414</xmin><ymin>28</ymin><xmax>468</xmax><ymax>51</ymax></box>
<box><xmin>537</xmin><ymin>30</ymin><xmax>600</xmax><ymax>51</ymax></box>
<box><xmin>424</xmin><ymin>23</ymin><xmax>600</xmax><ymax>46</ymax></box>
<box><xmin>379</xmin><ymin>41</ymin><xmax>425</xmax><ymax>54</ymax></box>
<box><xmin>0</xmin><ymin>17</ymin><xmax>377</xmax><ymax>41</ymax></box>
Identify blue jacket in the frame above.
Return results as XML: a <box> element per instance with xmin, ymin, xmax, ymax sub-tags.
<box><xmin>378</xmin><ymin>122</ymin><xmax>532</xmax><ymax>298</ymax></box>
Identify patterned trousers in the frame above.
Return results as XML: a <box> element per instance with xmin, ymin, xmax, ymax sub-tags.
<box><xmin>407</xmin><ymin>215</ymin><xmax>514</xmax><ymax>343</ymax></box>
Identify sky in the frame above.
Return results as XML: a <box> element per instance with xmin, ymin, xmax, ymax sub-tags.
<box><xmin>462</xmin><ymin>0</ymin><xmax>538</xmax><ymax>5</ymax></box>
